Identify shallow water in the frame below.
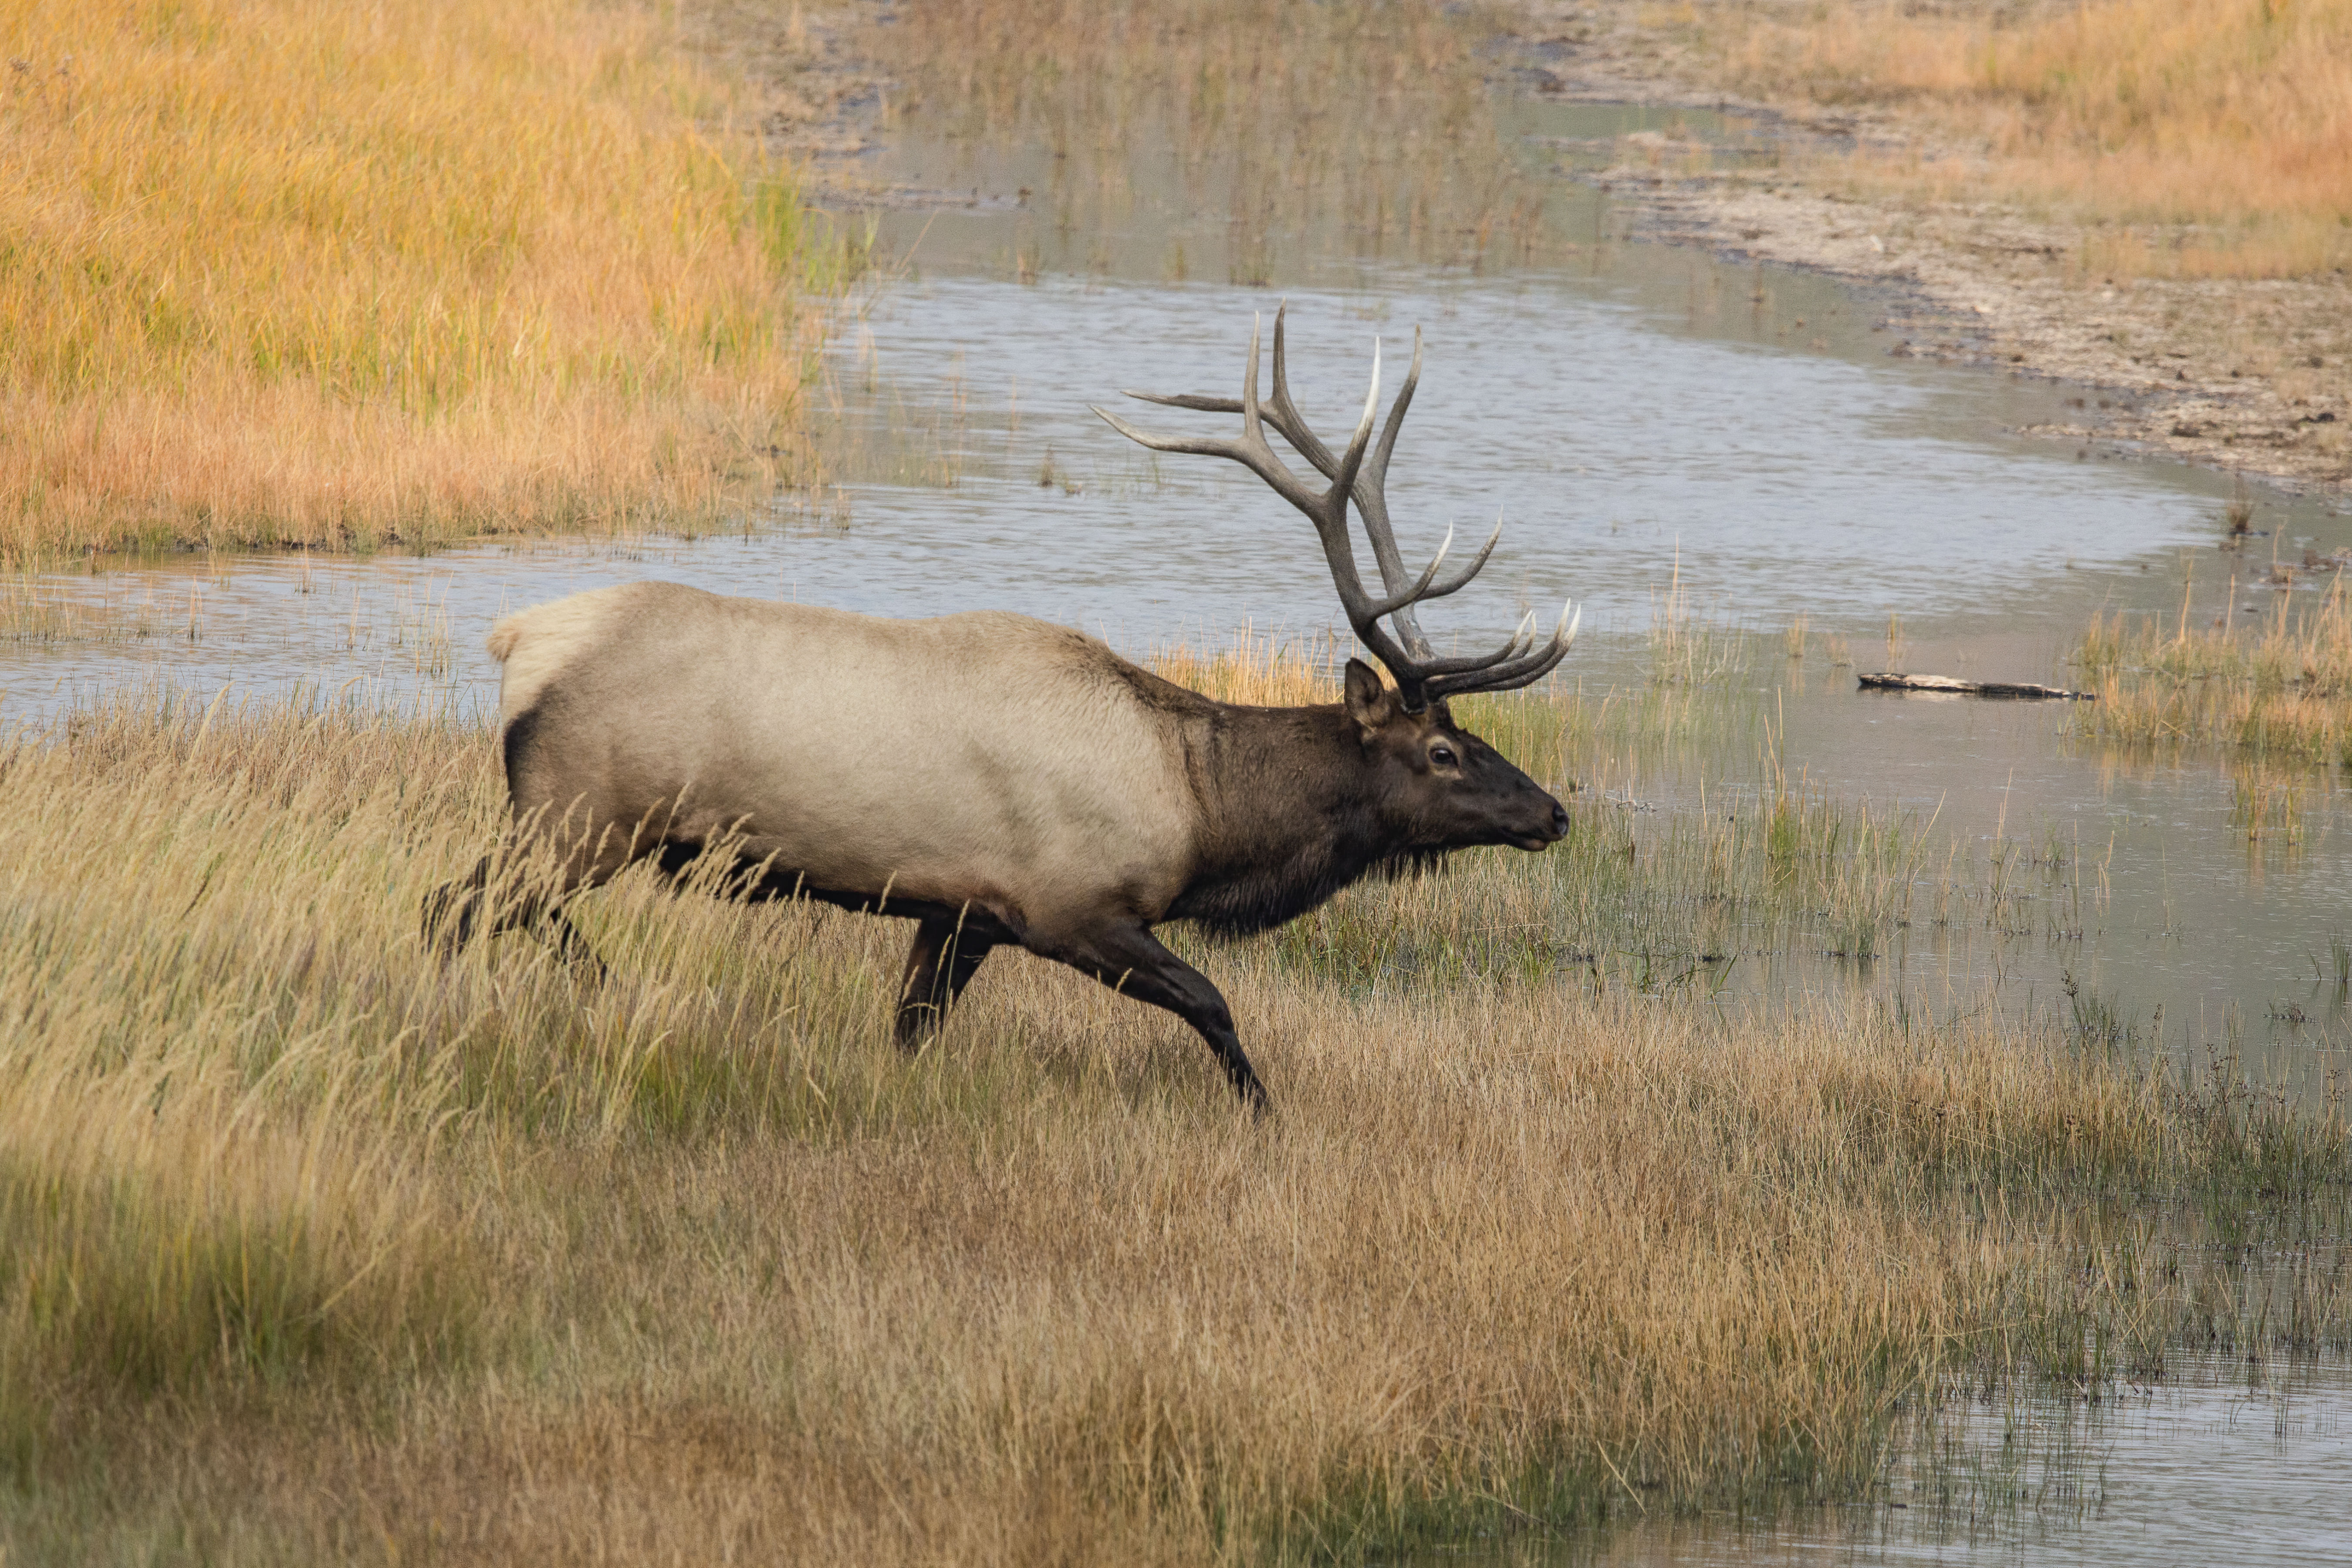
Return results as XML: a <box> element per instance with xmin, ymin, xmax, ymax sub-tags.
<box><xmin>1428</xmin><ymin>1356</ymin><xmax>2352</xmax><ymax>1567</ymax></box>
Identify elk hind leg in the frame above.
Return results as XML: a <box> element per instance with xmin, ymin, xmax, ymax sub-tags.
<box><xmin>422</xmin><ymin>853</ymin><xmax>568</xmax><ymax>955</ymax></box>
<box><xmin>895</xmin><ymin>915</ymin><xmax>997</xmax><ymax>1049</ymax></box>
<box><xmin>421</xmin><ymin>832</ymin><xmax>615</xmax><ymax>981</ymax></box>
<box><xmin>422</xmin><ymin>856</ymin><xmax>497</xmax><ymax>953</ymax></box>
<box><xmin>429</xmin><ymin>702</ymin><xmax>638</xmax><ymax>972</ymax></box>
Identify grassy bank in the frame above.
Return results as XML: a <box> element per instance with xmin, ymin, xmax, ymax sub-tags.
<box><xmin>0</xmin><ymin>0</ymin><xmax>854</xmax><ymax>563</ymax></box>
<box><xmin>3</xmin><ymin>668</ymin><xmax>2343</xmax><ymax>1561</ymax></box>
<box><xmin>1684</xmin><ymin>0</ymin><xmax>2352</xmax><ymax>279</ymax></box>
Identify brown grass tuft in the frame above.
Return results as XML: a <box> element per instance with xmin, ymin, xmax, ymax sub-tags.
<box><xmin>2072</xmin><ymin>573</ymin><xmax>2352</xmax><ymax>764</ymax></box>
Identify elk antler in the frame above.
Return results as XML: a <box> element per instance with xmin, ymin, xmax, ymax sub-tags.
<box><xmin>1092</xmin><ymin>305</ymin><xmax>1579</xmax><ymax>710</ymax></box>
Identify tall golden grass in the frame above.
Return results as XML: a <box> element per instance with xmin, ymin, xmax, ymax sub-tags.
<box><xmin>0</xmin><ymin>0</ymin><xmax>852</xmax><ymax>562</ymax></box>
<box><xmin>1703</xmin><ymin>0</ymin><xmax>2352</xmax><ymax>278</ymax></box>
<box><xmin>4</xmin><ymin>658</ymin><xmax>2342</xmax><ymax>1559</ymax></box>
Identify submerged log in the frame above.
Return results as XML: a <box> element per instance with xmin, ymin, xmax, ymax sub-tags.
<box><xmin>1857</xmin><ymin>672</ymin><xmax>2095</xmax><ymax>701</ymax></box>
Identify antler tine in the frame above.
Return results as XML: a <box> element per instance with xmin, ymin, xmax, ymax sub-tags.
<box><xmin>1266</xmin><ymin>304</ymin><xmax>1324</xmax><ymax>469</ymax></box>
<box><xmin>1360</xmin><ymin>514</ymin><xmax>1503</xmax><ymax>619</ymax></box>
<box><xmin>1118</xmin><ymin>304</ymin><xmax>1325</xmax><ymax>449</ymax></box>
<box><xmin>1417</xmin><ymin>513</ymin><xmax>1502</xmax><ymax>603</ymax></box>
<box><xmin>1251</xmin><ymin>309</ymin><xmax>1388</xmax><ymax>526</ymax></box>
<box><xmin>1240</xmin><ymin>312</ymin><xmax>1267</xmax><ymax>442</ymax></box>
<box><xmin>1424</xmin><ymin>601</ymin><xmax>1583</xmax><ymax>699</ymax></box>
<box><xmin>1458</xmin><ymin>610</ymin><xmax>1581</xmax><ymax>694</ymax></box>
<box><xmin>1122</xmin><ymin>389</ymin><xmax>1244</xmax><ymax>414</ymax></box>
<box><xmin>1361</xmin><ymin>524</ymin><xmax>1452</xmax><ymax>619</ymax></box>
<box><xmin>1387</xmin><ymin>607</ymin><xmax>1537</xmax><ymax>681</ymax></box>
<box><xmin>1333</xmin><ymin>339</ymin><xmax>1381</xmax><ymax>511</ymax></box>
<box><xmin>1092</xmin><ymin>314</ymin><xmax>1425</xmax><ymax>684</ymax></box>
<box><xmin>1092</xmin><ymin>315</ymin><xmax>1321</xmax><ymax>520</ymax></box>
<box><xmin>1350</xmin><ymin>327</ymin><xmax>1440</xmax><ymax>657</ymax></box>
<box><xmin>1367</xmin><ymin>327</ymin><xmax>1423</xmax><ymax>492</ymax></box>
<box><xmin>1409</xmin><ymin>607</ymin><xmax>1546</xmax><ymax>683</ymax></box>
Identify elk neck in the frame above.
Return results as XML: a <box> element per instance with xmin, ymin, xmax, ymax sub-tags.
<box><xmin>1163</xmin><ymin>700</ymin><xmax>1409</xmax><ymax>937</ymax></box>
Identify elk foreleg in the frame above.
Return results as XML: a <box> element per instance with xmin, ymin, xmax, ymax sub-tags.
<box><xmin>539</xmin><ymin>906</ymin><xmax>608</xmax><ymax>980</ymax></box>
<box><xmin>894</xmin><ymin>914</ymin><xmax>997</xmax><ymax>1049</ymax></box>
<box><xmin>1041</xmin><ymin>922</ymin><xmax>1268</xmax><ymax>1113</ymax></box>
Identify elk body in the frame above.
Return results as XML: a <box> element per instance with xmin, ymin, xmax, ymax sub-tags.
<box><xmin>425</xmin><ymin>310</ymin><xmax>1580</xmax><ymax>1109</ymax></box>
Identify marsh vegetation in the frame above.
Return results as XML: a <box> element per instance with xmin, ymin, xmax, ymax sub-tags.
<box><xmin>2075</xmin><ymin>573</ymin><xmax>2352</xmax><ymax>768</ymax></box>
<box><xmin>2</xmin><ymin>662</ymin><xmax>2345</xmax><ymax>1562</ymax></box>
<box><xmin>850</xmin><ymin>0</ymin><xmax>1571</xmax><ymax>280</ymax></box>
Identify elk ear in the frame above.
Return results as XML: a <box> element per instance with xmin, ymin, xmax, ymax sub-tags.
<box><xmin>1342</xmin><ymin>658</ymin><xmax>1397</xmax><ymax>738</ymax></box>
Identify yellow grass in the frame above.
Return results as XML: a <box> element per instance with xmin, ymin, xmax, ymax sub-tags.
<box><xmin>1696</xmin><ymin>0</ymin><xmax>2352</xmax><ymax>278</ymax></box>
<box><xmin>2073</xmin><ymin>573</ymin><xmax>2352</xmax><ymax>763</ymax></box>
<box><xmin>0</xmin><ymin>0</ymin><xmax>853</xmax><ymax>562</ymax></box>
<box><xmin>2</xmin><ymin>666</ymin><xmax>2342</xmax><ymax>1559</ymax></box>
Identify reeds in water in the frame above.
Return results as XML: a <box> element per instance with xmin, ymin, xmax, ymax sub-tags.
<box><xmin>2072</xmin><ymin>577</ymin><xmax>2352</xmax><ymax>766</ymax></box>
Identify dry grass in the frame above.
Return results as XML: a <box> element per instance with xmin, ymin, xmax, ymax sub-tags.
<box><xmin>1692</xmin><ymin>0</ymin><xmax>2352</xmax><ymax>279</ymax></box>
<box><xmin>0</xmin><ymin>0</ymin><xmax>856</xmax><ymax>563</ymax></box>
<box><xmin>858</xmin><ymin>0</ymin><xmax>1560</xmax><ymax>279</ymax></box>
<box><xmin>1</xmin><ymin>662</ymin><xmax>2343</xmax><ymax>1562</ymax></box>
<box><xmin>2072</xmin><ymin>572</ymin><xmax>2352</xmax><ymax>765</ymax></box>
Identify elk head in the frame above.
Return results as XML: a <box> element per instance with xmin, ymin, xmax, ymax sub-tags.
<box><xmin>1338</xmin><ymin>658</ymin><xmax>1570</xmax><ymax>853</ymax></box>
<box><xmin>1094</xmin><ymin>306</ymin><xmax>1578</xmax><ymax>856</ymax></box>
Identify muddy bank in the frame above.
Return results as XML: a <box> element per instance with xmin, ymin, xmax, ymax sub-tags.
<box><xmin>1502</xmin><ymin>1</ymin><xmax>2352</xmax><ymax>496</ymax></box>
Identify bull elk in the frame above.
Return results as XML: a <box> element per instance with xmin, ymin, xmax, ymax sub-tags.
<box><xmin>425</xmin><ymin>307</ymin><xmax>1580</xmax><ymax>1110</ymax></box>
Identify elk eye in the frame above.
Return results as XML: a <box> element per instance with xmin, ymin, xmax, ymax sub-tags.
<box><xmin>1430</xmin><ymin>744</ymin><xmax>1458</xmax><ymax>768</ymax></box>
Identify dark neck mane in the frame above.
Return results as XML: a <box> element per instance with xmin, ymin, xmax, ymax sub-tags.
<box><xmin>1163</xmin><ymin>701</ymin><xmax>1409</xmax><ymax>937</ymax></box>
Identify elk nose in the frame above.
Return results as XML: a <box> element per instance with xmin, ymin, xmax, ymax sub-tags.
<box><xmin>1549</xmin><ymin>803</ymin><xmax>1570</xmax><ymax>839</ymax></box>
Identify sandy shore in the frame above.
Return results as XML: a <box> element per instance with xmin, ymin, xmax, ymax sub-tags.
<box><xmin>1501</xmin><ymin>2</ymin><xmax>2351</xmax><ymax>497</ymax></box>
<box><xmin>710</xmin><ymin>0</ymin><xmax>2349</xmax><ymax>499</ymax></box>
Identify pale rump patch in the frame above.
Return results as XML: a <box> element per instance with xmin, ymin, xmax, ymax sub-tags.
<box><xmin>486</xmin><ymin>583</ymin><xmax>636</xmax><ymax>727</ymax></box>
